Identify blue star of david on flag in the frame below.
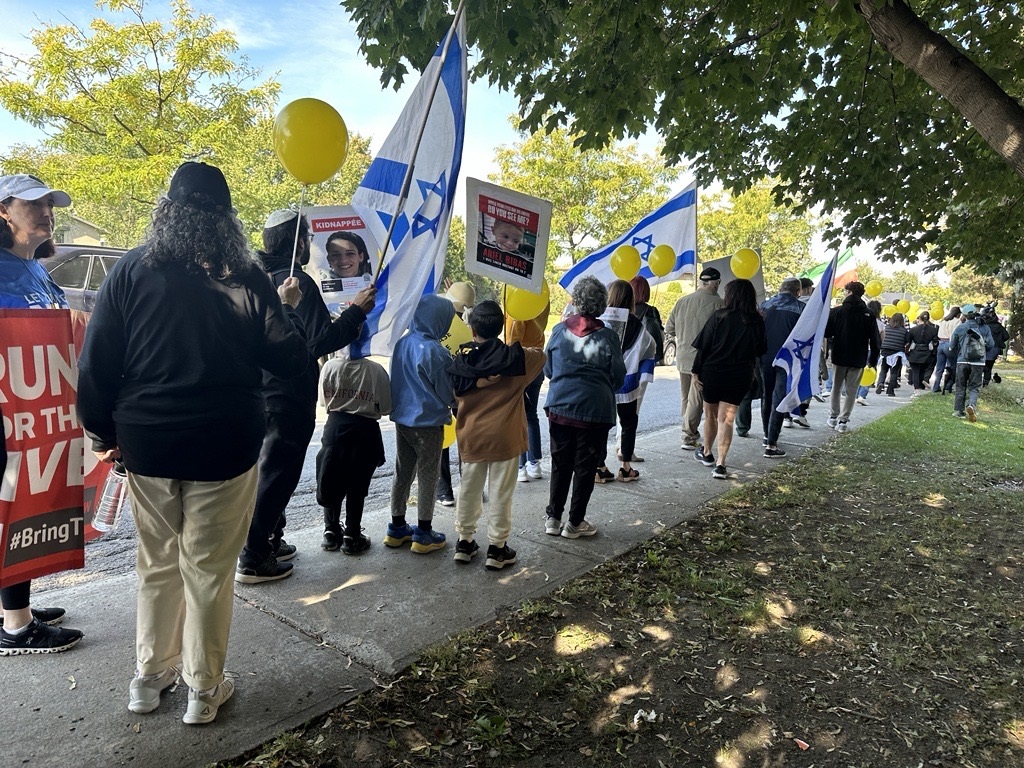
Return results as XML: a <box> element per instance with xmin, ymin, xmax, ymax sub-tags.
<box><xmin>631</xmin><ymin>234</ymin><xmax>655</xmax><ymax>259</ymax></box>
<box><xmin>412</xmin><ymin>171</ymin><xmax>447</xmax><ymax>238</ymax></box>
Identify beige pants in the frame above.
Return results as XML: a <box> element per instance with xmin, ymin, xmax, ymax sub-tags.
<box><xmin>829</xmin><ymin>365</ymin><xmax>864</xmax><ymax>424</ymax></box>
<box><xmin>679</xmin><ymin>372</ymin><xmax>704</xmax><ymax>443</ymax></box>
<box><xmin>127</xmin><ymin>466</ymin><xmax>258</xmax><ymax>690</ymax></box>
<box><xmin>454</xmin><ymin>458</ymin><xmax>518</xmax><ymax>547</ymax></box>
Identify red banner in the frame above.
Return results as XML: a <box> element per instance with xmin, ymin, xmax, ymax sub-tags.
<box><xmin>1</xmin><ymin>309</ymin><xmax>90</xmax><ymax>587</ymax></box>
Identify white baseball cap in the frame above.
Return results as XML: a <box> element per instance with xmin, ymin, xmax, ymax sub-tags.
<box><xmin>0</xmin><ymin>174</ymin><xmax>72</xmax><ymax>207</ymax></box>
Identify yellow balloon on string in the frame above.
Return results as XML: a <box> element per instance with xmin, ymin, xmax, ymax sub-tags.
<box><xmin>730</xmin><ymin>248</ymin><xmax>760</xmax><ymax>279</ymax></box>
<box><xmin>273</xmin><ymin>99</ymin><xmax>349</xmax><ymax>184</ymax></box>
<box><xmin>505</xmin><ymin>280</ymin><xmax>550</xmax><ymax>321</ymax></box>
<box><xmin>610</xmin><ymin>245</ymin><xmax>641</xmax><ymax>280</ymax></box>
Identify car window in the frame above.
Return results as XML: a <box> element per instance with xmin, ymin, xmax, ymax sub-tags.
<box><xmin>87</xmin><ymin>256</ymin><xmax>107</xmax><ymax>291</ymax></box>
<box><xmin>48</xmin><ymin>255</ymin><xmax>90</xmax><ymax>289</ymax></box>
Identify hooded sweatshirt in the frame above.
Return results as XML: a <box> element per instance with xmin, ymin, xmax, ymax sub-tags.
<box><xmin>390</xmin><ymin>294</ymin><xmax>456</xmax><ymax>427</ymax></box>
<box><xmin>543</xmin><ymin>315</ymin><xmax>626</xmax><ymax>426</ymax></box>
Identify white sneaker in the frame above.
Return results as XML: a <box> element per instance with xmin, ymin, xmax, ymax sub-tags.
<box><xmin>826</xmin><ymin>416</ymin><xmax>838</xmax><ymax>428</ymax></box>
<box><xmin>526</xmin><ymin>461</ymin><xmax>543</xmax><ymax>479</ymax></box>
<box><xmin>792</xmin><ymin>416</ymin><xmax>810</xmax><ymax>429</ymax></box>
<box><xmin>544</xmin><ymin>517</ymin><xmax>562</xmax><ymax>536</ymax></box>
<box><xmin>128</xmin><ymin>667</ymin><xmax>180</xmax><ymax>714</ymax></box>
<box><xmin>517</xmin><ymin>467</ymin><xmax>529</xmax><ymax>483</ymax></box>
<box><xmin>183</xmin><ymin>679</ymin><xmax>235</xmax><ymax>725</ymax></box>
<box><xmin>855</xmin><ymin>397</ymin><xmax>869</xmax><ymax>406</ymax></box>
<box><xmin>782</xmin><ymin>417</ymin><xmax>793</xmax><ymax>428</ymax></box>
<box><xmin>836</xmin><ymin>422</ymin><xmax>850</xmax><ymax>433</ymax></box>
<box><xmin>561</xmin><ymin>520</ymin><xmax>598</xmax><ymax>539</ymax></box>
<box><xmin>681</xmin><ymin>439</ymin><xmax>698</xmax><ymax>451</ymax></box>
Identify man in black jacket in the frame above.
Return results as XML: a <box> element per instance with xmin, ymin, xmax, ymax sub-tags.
<box><xmin>235</xmin><ymin>210</ymin><xmax>376</xmax><ymax>583</ymax></box>
<box><xmin>823</xmin><ymin>281</ymin><xmax>880</xmax><ymax>433</ymax></box>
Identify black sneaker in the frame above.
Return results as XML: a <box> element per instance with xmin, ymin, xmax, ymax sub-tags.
<box><xmin>436</xmin><ymin>493</ymin><xmax>455</xmax><ymax>507</ymax></box>
<box><xmin>453</xmin><ymin>539</ymin><xmax>480</xmax><ymax>563</ymax></box>
<box><xmin>272</xmin><ymin>539</ymin><xmax>297</xmax><ymax>562</ymax></box>
<box><xmin>341</xmin><ymin>533</ymin><xmax>371</xmax><ymax>556</ymax></box>
<box><xmin>0</xmin><ymin>618</ymin><xmax>83</xmax><ymax>655</ymax></box>
<box><xmin>694</xmin><ymin>447</ymin><xmax>715</xmax><ymax>467</ymax></box>
<box><xmin>321</xmin><ymin>529</ymin><xmax>342</xmax><ymax>552</ymax></box>
<box><xmin>594</xmin><ymin>467</ymin><xmax>615</xmax><ymax>484</ymax></box>
<box><xmin>485</xmin><ymin>544</ymin><xmax>517</xmax><ymax>571</ymax></box>
<box><xmin>764</xmin><ymin>447</ymin><xmax>787</xmax><ymax>458</ymax></box>
<box><xmin>0</xmin><ymin>606</ymin><xmax>65</xmax><ymax>628</ymax></box>
<box><xmin>711</xmin><ymin>465</ymin><xmax>728</xmax><ymax>480</ymax></box>
<box><xmin>234</xmin><ymin>555</ymin><xmax>294</xmax><ymax>584</ymax></box>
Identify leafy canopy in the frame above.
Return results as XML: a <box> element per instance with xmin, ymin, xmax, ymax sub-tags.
<box><xmin>341</xmin><ymin>1</ymin><xmax>1024</xmax><ymax>274</ymax></box>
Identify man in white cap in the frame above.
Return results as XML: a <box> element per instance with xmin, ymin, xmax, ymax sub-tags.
<box><xmin>664</xmin><ymin>267</ymin><xmax>724</xmax><ymax>451</ymax></box>
<box><xmin>235</xmin><ymin>210</ymin><xmax>376</xmax><ymax>583</ymax></box>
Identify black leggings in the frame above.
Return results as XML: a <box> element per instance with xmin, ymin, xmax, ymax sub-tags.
<box><xmin>0</xmin><ymin>581</ymin><xmax>31</xmax><ymax>611</ymax></box>
<box><xmin>616</xmin><ymin>402</ymin><xmax>639</xmax><ymax>461</ymax></box>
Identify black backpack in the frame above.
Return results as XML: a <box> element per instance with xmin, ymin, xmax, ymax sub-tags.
<box><xmin>963</xmin><ymin>327</ymin><xmax>985</xmax><ymax>363</ymax></box>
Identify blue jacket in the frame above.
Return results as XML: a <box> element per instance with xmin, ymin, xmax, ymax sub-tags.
<box><xmin>760</xmin><ymin>292</ymin><xmax>804</xmax><ymax>362</ymax></box>
<box><xmin>544</xmin><ymin>316</ymin><xmax>625</xmax><ymax>425</ymax></box>
<box><xmin>390</xmin><ymin>294</ymin><xmax>456</xmax><ymax>427</ymax></box>
<box><xmin>948</xmin><ymin>317</ymin><xmax>995</xmax><ymax>366</ymax></box>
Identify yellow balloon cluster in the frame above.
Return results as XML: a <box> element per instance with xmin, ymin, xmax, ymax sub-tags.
<box><xmin>505</xmin><ymin>280</ymin><xmax>550</xmax><ymax>321</ymax></box>
<box><xmin>610</xmin><ymin>245</ymin><xmax>641</xmax><ymax>281</ymax></box>
<box><xmin>273</xmin><ymin>99</ymin><xmax>349</xmax><ymax>184</ymax></box>
<box><xmin>730</xmin><ymin>248</ymin><xmax>760</xmax><ymax>279</ymax></box>
<box><xmin>895</xmin><ymin>299</ymin><xmax>910</xmax><ymax>314</ymax></box>
<box><xmin>930</xmin><ymin>301</ymin><xmax>945</xmax><ymax>318</ymax></box>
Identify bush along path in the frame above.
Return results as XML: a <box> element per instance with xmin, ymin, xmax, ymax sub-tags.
<box><xmin>221</xmin><ymin>366</ymin><xmax>1024</xmax><ymax>768</ymax></box>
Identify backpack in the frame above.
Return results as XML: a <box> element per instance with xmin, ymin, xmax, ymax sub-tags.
<box><xmin>963</xmin><ymin>327</ymin><xmax>985</xmax><ymax>363</ymax></box>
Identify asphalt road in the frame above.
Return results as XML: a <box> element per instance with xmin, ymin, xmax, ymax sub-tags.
<box><xmin>36</xmin><ymin>364</ymin><xmax>684</xmax><ymax>592</ymax></box>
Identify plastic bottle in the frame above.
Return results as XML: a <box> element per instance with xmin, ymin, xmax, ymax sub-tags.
<box><xmin>92</xmin><ymin>460</ymin><xmax>129</xmax><ymax>533</ymax></box>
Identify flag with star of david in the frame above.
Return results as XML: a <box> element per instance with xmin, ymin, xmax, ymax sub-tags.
<box><xmin>558</xmin><ymin>181</ymin><xmax>697</xmax><ymax>294</ymax></box>
<box><xmin>774</xmin><ymin>249</ymin><xmax>840</xmax><ymax>413</ymax></box>
<box><xmin>348</xmin><ymin>14</ymin><xmax>467</xmax><ymax>357</ymax></box>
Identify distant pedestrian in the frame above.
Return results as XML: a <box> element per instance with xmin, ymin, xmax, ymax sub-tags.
<box><xmin>876</xmin><ymin>313</ymin><xmax>909</xmax><ymax>397</ymax></box>
<box><xmin>948</xmin><ymin>304</ymin><xmax>995</xmax><ymax>422</ymax></box>
<box><xmin>759</xmin><ymin>277</ymin><xmax>805</xmax><ymax>458</ymax></box>
<box><xmin>932</xmin><ymin>306</ymin><xmax>962</xmax><ymax>394</ymax></box>
<box><xmin>907</xmin><ymin>311</ymin><xmax>939</xmax><ymax>393</ymax></box>
<box><xmin>824</xmin><ymin>281</ymin><xmax>880</xmax><ymax>432</ymax></box>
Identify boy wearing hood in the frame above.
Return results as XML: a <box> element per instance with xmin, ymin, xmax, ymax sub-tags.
<box><xmin>386</xmin><ymin>294</ymin><xmax>457</xmax><ymax>553</ymax></box>
<box><xmin>446</xmin><ymin>301</ymin><xmax>546</xmax><ymax>570</ymax></box>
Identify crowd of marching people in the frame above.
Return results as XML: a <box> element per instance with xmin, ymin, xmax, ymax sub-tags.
<box><xmin>0</xmin><ymin>165</ymin><xmax>1011</xmax><ymax>728</ymax></box>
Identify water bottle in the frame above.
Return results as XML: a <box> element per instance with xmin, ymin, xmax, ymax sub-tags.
<box><xmin>93</xmin><ymin>460</ymin><xmax>129</xmax><ymax>533</ymax></box>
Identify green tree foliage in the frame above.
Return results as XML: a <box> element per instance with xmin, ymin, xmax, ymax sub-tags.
<box><xmin>489</xmin><ymin>120</ymin><xmax>677</xmax><ymax>284</ymax></box>
<box><xmin>0</xmin><ymin>0</ymin><xmax>369</xmax><ymax>247</ymax></box>
<box><xmin>698</xmin><ymin>180</ymin><xmax>819</xmax><ymax>292</ymax></box>
<box><xmin>342</xmin><ymin>1</ymin><xmax>1024</xmax><ymax>276</ymax></box>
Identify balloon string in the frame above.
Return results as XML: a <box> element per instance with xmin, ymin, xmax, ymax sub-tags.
<box><xmin>289</xmin><ymin>185</ymin><xmax>308</xmax><ymax>279</ymax></box>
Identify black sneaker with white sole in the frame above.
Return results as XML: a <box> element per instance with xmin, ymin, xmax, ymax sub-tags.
<box><xmin>0</xmin><ymin>618</ymin><xmax>83</xmax><ymax>655</ymax></box>
<box><xmin>0</xmin><ymin>606</ymin><xmax>65</xmax><ymax>628</ymax></box>
<box><xmin>453</xmin><ymin>539</ymin><xmax>480</xmax><ymax>563</ymax></box>
<box><xmin>272</xmin><ymin>539</ymin><xmax>297</xmax><ymax>562</ymax></box>
<box><xmin>234</xmin><ymin>555</ymin><xmax>294</xmax><ymax>584</ymax></box>
<box><xmin>712</xmin><ymin>464</ymin><xmax>728</xmax><ymax>479</ymax></box>
<box><xmin>485</xmin><ymin>544</ymin><xmax>517</xmax><ymax>570</ymax></box>
<box><xmin>694</xmin><ymin>446</ymin><xmax>716</xmax><ymax>467</ymax></box>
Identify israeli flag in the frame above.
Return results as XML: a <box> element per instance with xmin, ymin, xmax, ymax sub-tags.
<box><xmin>559</xmin><ymin>181</ymin><xmax>698</xmax><ymax>293</ymax></box>
<box><xmin>349</xmin><ymin>15</ymin><xmax>467</xmax><ymax>358</ymax></box>
<box><xmin>774</xmin><ymin>250</ymin><xmax>840</xmax><ymax>413</ymax></box>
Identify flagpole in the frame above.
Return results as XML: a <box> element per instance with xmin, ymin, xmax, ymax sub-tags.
<box><xmin>372</xmin><ymin>0</ymin><xmax>467</xmax><ymax>280</ymax></box>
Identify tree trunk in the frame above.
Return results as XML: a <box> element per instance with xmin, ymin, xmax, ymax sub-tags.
<box><xmin>858</xmin><ymin>0</ymin><xmax>1024</xmax><ymax>179</ymax></box>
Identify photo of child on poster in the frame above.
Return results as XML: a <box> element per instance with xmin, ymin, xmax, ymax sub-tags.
<box><xmin>465</xmin><ymin>178</ymin><xmax>551</xmax><ymax>293</ymax></box>
<box><xmin>306</xmin><ymin>206</ymin><xmax>377</xmax><ymax>314</ymax></box>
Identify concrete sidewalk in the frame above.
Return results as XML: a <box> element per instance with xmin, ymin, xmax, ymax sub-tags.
<box><xmin>5</xmin><ymin>394</ymin><xmax>907</xmax><ymax>767</ymax></box>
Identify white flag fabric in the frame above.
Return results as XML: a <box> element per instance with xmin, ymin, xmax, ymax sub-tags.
<box><xmin>559</xmin><ymin>181</ymin><xmax>697</xmax><ymax>293</ymax></box>
<box><xmin>349</xmin><ymin>16</ymin><xmax>467</xmax><ymax>358</ymax></box>
<box><xmin>774</xmin><ymin>250</ymin><xmax>840</xmax><ymax>413</ymax></box>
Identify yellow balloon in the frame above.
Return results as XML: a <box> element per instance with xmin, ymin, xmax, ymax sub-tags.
<box><xmin>443</xmin><ymin>417</ymin><xmax>457</xmax><ymax>449</ymax></box>
<box><xmin>896</xmin><ymin>299</ymin><xmax>910</xmax><ymax>314</ymax></box>
<box><xmin>730</xmin><ymin>248</ymin><xmax>760</xmax><ymax>279</ymax></box>
<box><xmin>908</xmin><ymin>301</ymin><xmax>920</xmax><ymax>319</ymax></box>
<box><xmin>273</xmin><ymin>99</ymin><xmax>349</xmax><ymax>184</ymax></box>
<box><xmin>440</xmin><ymin>313</ymin><xmax>473</xmax><ymax>354</ymax></box>
<box><xmin>648</xmin><ymin>244</ymin><xmax>676</xmax><ymax>277</ymax></box>
<box><xmin>505</xmin><ymin>280</ymin><xmax>550</xmax><ymax>322</ymax></box>
<box><xmin>610</xmin><ymin>245</ymin><xmax>641</xmax><ymax>281</ymax></box>
<box><xmin>865</xmin><ymin>280</ymin><xmax>883</xmax><ymax>298</ymax></box>
<box><xmin>930</xmin><ymin>301</ymin><xmax>945</xmax><ymax>318</ymax></box>
<box><xmin>882</xmin><ymin>305</ymin><xmax>896</xmax><ymax>317</ymax></box>
<box><xmin>860</xmin><ymin>367</ymin><xmax>877</xmax><ymax>387</ymax></box>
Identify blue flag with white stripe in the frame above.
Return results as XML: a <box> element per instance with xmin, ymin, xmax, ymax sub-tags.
<box><xmin>559</xmin><ymin>181</ymin><xmax>697</xmax><ymax>293</ymax></box>
<box><xmin>774</xmin><ymin>250</ymin><xmax>839</xmax><ymax>413</ymax></box>
<box><xmin>349</xmin><ymin>15</ymin><xmax>467</xmax><ymax>357</ymax></box>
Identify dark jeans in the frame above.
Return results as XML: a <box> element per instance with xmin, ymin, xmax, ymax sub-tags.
<box><xmin>519</xmin><ymin>372</ymin><xmax>544</xmax><ymax>467</ymax></box>
<box><xmin>932</xmin><ymin>342</ymin><xmax>950</xmax><ymax>392</ymax></box>
<box><xmin>616</xmin><ymin>402</ymin><xmax>639</xmax><ymax>461</ymax></box>
<box><xmin>954</xmin><ymin>363</ymin><xmax>984</xmax><ymax>413</ymax></box>
<box><xmin>546</xmin><ymin>421</ymin><xmax>611</xmax><ymax>527</ymax></box>
<box><xmin>239</xmin><ymin>411</ymin><xmax>315</xmax><ymax>567</ymax></box>
<box><xmin>877</xmin><ymin>357</ymin><xmax>902</xmax><ymax>394</ymax></box>
<box><xmin>760</xmin><ymin>363</ymin><xmax>787</xmax><ymax>446</ymax></box>
<box><xmin>437</xmin><ymin>447</ymin><xmax>455</xmax><ymax>498</ymax></box>
<box><xmin>909</xmin><ymin>361</ymin><xmax>929</xmax><ymax>390</ymax></box>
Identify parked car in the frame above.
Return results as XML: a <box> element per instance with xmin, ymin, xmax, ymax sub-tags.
<box><xmin>40</xmin><ymin>244</ymin><xmax>126</xmax><ymax>312</ymax></box>
<box><xmin>662</xmin><ymin>333</ymin><xmax>676</xmax><ymax>367</ymax></box>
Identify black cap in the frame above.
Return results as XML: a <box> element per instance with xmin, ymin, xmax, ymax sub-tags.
<box><xmin>699</xmin><ymin>267</ymin><xmax>721</xmax><ymax>282</ymax></box>
<box><xmin>167</xmin><ymin>162</ymin><xmax>231</xmax><ymax>212</ymax></box>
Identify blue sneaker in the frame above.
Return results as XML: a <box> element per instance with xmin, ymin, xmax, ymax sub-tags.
<box><xmin>384</xmin><ymin>522</ymin><xmax>414</xmax><ymax>548</ymax></box>
<box><xmin>410</xmin><ymin>526</ymin><xmax>447</xmax><ymax>554</ymax></box>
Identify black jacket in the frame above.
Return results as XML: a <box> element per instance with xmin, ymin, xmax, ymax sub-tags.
<box><xmin>260</xmin><ymin>252</ymin><xmax>367</xmax><ymax>416</ymax></box>
<box><xmin>825</xmin><ymin>295</ymin><xmax>881</xmax><ymax>368</ymax></box>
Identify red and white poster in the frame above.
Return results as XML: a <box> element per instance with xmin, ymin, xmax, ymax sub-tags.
<box><xmin>305</xmin><ymin>205</ymin><xmax>380</xmax><ymax>315</ymax></box>
<box><xmin>1</xmin><ymin>309</ymin><xmax>90</xmax><ymax>587</ymax></box>
<box><xmin>466</xmin><ymin>179</ymin><xmax>551</xmax><ymax>293</ymax></box>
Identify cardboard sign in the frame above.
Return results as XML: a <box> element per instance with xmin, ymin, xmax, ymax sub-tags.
<box><xmin>1</xmin><ymin>309</ymin><xmax>87</xmax><ymax>587</ymax></box>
